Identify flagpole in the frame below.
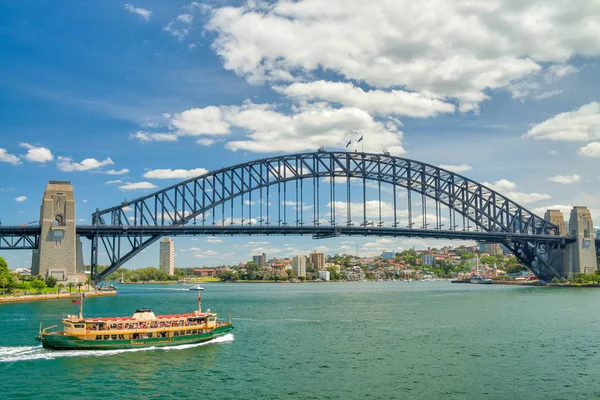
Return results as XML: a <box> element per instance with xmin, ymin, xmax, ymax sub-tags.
<box><xmin>79</xmin><ymin>292</ymin><xmax>83</xmax><ymax>320</ymax></box>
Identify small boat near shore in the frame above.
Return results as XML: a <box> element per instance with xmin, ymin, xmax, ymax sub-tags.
<box><xmin>36</xmin><ymin>290</ymin><xmax>232</xmax><ymax>350</ymax></box>
<box><xmin>189</xmin><ymin>285</ymin><xmax>204</xmax><ymax>291</ymax></box>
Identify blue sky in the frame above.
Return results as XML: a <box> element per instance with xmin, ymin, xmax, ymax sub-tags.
<box><xmin>1</xmin><ymin>1</ymin><xmax>600</xmax><ymax>269</ymax></box>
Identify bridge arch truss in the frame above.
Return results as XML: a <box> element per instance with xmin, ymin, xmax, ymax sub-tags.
<box><xmin>90</xmin><ymin>151</ymin><xmax>565</xmax><ymax>282</ymax></box>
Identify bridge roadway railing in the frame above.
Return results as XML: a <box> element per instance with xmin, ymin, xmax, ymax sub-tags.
<box><xmin>75</xmin><ymin>225</ymin><xmax>574</xmax><ymax>244</ymax></box>
<box><xmin>0</xmin><ymin>225</ymin><xmax>40</xmax><ymax>249</ymax></box>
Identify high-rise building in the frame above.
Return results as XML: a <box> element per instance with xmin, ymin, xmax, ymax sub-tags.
<box><xmin>309</xmin><ymin>251</ymin><xmax>326</xmax><ymax>270</ymax></box>
<box><xmin>484</xmin><ymin>243</ymin><xmax>502</xmax><ymax>256</ymax></box>
<box><xmin>252</xmin><ymin>253</ymin><xmax>266</xmax><ymax>268</ymax></box>
<box><xmin>381</xmin><ymin>251</ymin><xmax>395</xmax><ymax>261</ymax></box>
<box><xmin>292</xmin><ymin>255</ymin><xmax>307</xmax><ymax>277</ymax></box>
<box><xmin>421</xmin><ymin>253</ymin><xmax>435</xmax><ymax>267</ymax></box>
<box><xmin>159</xmin><ymin>238</ymin><xmax>175</xmax><ymax>275</ymax></box>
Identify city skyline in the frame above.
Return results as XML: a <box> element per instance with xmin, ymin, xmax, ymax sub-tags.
<box><xmin>2</xmin><ymin>1</ymin><xmax>600</xmax><ymax>269</ymax></box>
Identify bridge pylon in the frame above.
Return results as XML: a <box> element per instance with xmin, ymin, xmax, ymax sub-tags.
<box><xmin>564</xmin><ymin>206</ymin><xmax>598</xmax><ymax>277</ymax></box>
<box><xmin>544</xmin><ymin>209</ymin><xmax>567</xmax><ymax>277</ymax></box>
<box><xmin>31</xmin><ymin>181</ymin><xmax>84</xmax><ymax>282</ymax></box>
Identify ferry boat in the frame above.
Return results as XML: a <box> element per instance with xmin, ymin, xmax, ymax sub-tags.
<box><xmin>36</xmin><ymin>293</ymin><xmax>233</xmax><ymax>350</ymax></box>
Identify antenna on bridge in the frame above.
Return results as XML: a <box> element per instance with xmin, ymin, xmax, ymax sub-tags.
<box><xmin>318</xmin><ymin>146</ymin><xmax>326</xmax><ymax>153</ymax></box>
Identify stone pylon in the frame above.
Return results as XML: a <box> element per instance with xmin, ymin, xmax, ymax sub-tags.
<box><xmin>31</xmin><ymin>181</ymin><xmax>84</xmax><ymax>281</ymax></box>
<box><xmin>564</xmin><ymin>206</ymin><xmax>598</xmax><ymax>277</ymax></box>
<box><xmin>544</xmin><ymin>209</ymin><xmax>567</xmax><ymax>277</ymax></box>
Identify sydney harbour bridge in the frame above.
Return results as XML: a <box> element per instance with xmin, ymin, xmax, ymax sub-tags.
<box><xmin>0</xmin><ymin>150</ymin><xmax>598</xmax><ymax>283</ymax></box>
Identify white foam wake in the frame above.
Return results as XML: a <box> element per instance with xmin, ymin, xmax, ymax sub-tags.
<box><xmin>0</xmin><ymin>333</ymin><xmax>234</xmax><ymax>363</ymax></box>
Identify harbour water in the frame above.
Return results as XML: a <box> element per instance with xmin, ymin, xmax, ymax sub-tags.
<box><xmin>1</xmin><ymin>282</ymin><xmax>599</xmax><ymax>399</ymax></box>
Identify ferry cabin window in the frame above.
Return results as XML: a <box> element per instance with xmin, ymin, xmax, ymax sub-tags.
<box><xmin>74</xmin><ymin>324</ymin><xmax>84</xmax><ymax>328</ymax></box>
<box><xmin>95</xmin><ymin>335</ymin><xmax>101</xmax><ymax>340</ymax></box>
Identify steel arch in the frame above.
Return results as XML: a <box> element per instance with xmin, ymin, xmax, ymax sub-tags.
<box><xmin>90</xmin><ymin>151</ymin><xmax>562</xmax><ymax>281</ymax></box>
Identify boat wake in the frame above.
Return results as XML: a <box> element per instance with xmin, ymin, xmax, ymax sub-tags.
<box><xmin>0</xmin><ymin>333</ymin><xmax>234</xmax><ymax>363</ymax></box>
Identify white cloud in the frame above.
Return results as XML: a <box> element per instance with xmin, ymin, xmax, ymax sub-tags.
<box><xmin>105</xmin><ymin>168</ymin><xmax>130</xmax><ymax>175</ymax></box>
<box><xmin>224</xmin><ymin>102</ymin><xmax>405</xmax><ymax>154</ymax></box>
<box><xmin>534</xmin><ymin>90</ymin><xmax>563</xmax><ymax>100</ymax></box>
<box><xmin>438</xmin><ymin>164</ymin><xmax>472</xmax><ymax>174</ymax></box>
<box><xmin>82</xmin><ymin>199</ymin><xmax>88</xmax><ymax>203</ymax></box>
<box><xmin>0</xmin><ymin>148</ymin><xmax>20</xmax><ymax>165</ymax></box>
<box><xmin>170</xmin><ymin>106</ymin><xmax>230</xmax><ymax>136</ymax></box>
<box><xmin>164</xmin><ymin>14</ymin><xmax>194</xmax><ymax>40</ymax></box>
<box><xmin>57</xmin><ymin>156</ymin><xmax>114</xmax><ymax>172</ymax></box>
<box><xmin>124</xmin><ymin>4</ymin><xmax>151</xmax><ymax>20</ymax></box>
<box><xmin>577</xmin><ymin>142</ymin><xmax>600</xmax><ymax>157</ymax></box>
<box><xmin>106</xmin><ymin>180</ymin><xmax>122</xmax><ymax>185</ymax></box>
<box><xmin>78</xmin><ymin>218</ymin><xmax>86</xmax><ymax>222</ymax></box>
<box><xmin>206</xmin><ymin>0</ymin><xmax>599</xmax><ymax>111</ymax></box>
<box><xmin>196</xmin><ymin>138</ymin><xmax>215</xmax><ymax>146</ymax></box>
<box><xmin>524</xmin><ymin>102</ymin><xmax>600</xmax><ymax>141</ymax></box>
<box><xmin>118</xmin><ymin>182</ymin><xmax>158</xmax><ymax>191</ymax></box>
<box><xmin>548</xmin><ymin>174</ymin><xmax>581</xmax><ymax>184</ymax></box>
<box><xmin>20</xmin><ymin>143</ymin><xmax>53</xmax><ymax>163</ymax></box>
<box><xmin>483</xmin><ymin>179</ymin><xmax>551</xmax><ymax>204</ymax></box>
<box><xmin>206</xmin><ymin>238</ymin><xmax>223</xmax><ymax>243</ymax></box>
<box><xmin>143</xmin><ymin>168</ymin><xmax>209</xmax><ymax>179</ymax></box>
<box><xmin>14</xmin><ymin>196</ymin><xmax>27</xmax><ymax>202</ymax></box>
<box><xmin>130</xmin><ymin>131</ymin><xmax>178</xmax><ymax>142</ymax></box>
<box><xmin>275</xmin><ymin>81</ymin><xmax>454</xmax><ymax>117</ymax></box>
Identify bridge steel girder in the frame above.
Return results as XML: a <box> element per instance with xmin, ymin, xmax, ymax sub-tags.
<box><xmin>0</xmin><ymin>226</ymin><xmax>40</xmax><ymax>250</ymax></box>
<box><xmin>90</xmin><ymin>151</ymin><xmax>563</xmax><ymax>282</ymax></box>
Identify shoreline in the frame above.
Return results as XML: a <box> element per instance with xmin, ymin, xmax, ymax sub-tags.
<box><xmin>0</xmin><ymin>290</ymin><xmax>116</xmax><ymax>304</ymax></box>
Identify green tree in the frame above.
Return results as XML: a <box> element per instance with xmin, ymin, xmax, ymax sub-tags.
<box><xmin>286</xmin><ymin>268</ymin><xmax>296</xmax><ymax>279</ymax></box>
<box><xmin>31</xmin><ymin>279</ymin><xmax>46</xmax><ymax>294</ymax></box>
<box><xmin>86</xmin><ymin>276</ymin><xmax>93</xmax><ymax>291</ymax></box>
<box><xmin>327</xmin><ymin>267</ymin><xmax>341</xmax><ymax>280</ymax></box>
<box><xmin>67</xmin><ymin>282</ymin><xmax>75</xmax><ymax>293</ymax></box>
<box><xmin>45</xmin><ymin>276</ymin><xmax>57</xmax><ymax>288</ymax></box>
<box><xmin>217</xmin><ymin>270</ymin><xmax>238</xmax><ymax>282</ymax></box>
<box><xmin>0</xmin><ymin>256</ymin><xmax>15</xmax><ymax>292</ymax></box>
<box><xmin>77</xmin><ymin>282</ymin><xmax>83</xmax><ymax>292</ymax></box>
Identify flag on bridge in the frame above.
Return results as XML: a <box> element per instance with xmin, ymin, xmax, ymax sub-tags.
<box><xmin>357</xmin><ymin>135</ymin><xmax>363</xmax><ymax>143</ymax></box>
<box><xmin>346</xmin><ymin>140</ymin><xmax>351</xmax><ymax>148</ymax></box>
<box><xmin>71</xmin><ymin>299</ymin><xmax>81</xmax><ymax>304</ymax></box>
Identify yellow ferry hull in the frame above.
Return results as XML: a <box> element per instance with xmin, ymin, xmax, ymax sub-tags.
<box><xmin>37</xmin><ymin>325</ymin><xmax>233</xmax><ymax>350</ymax></box>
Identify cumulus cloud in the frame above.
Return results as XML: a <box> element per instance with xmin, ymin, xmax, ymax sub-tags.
<box><xmin>124</xmin><ymin>4</ymin><xmax>151</xmax><ymax>20</ymax></box>
<box><xmin>20</xmin><ymin>143</ymin><xmax>53</xmax><ymax>163</ymax></box>
<box><xmin>483</xmin><ymin>179</ymin><xmax>550</xmax><ymax>204</ymax></box>
<box><xmin>119</xmin><ymin>182</ymin><xmax>158</xmax><ymax>191</ymax></box>
<box><xmin>224</xmin><ymin>102</ymin><xmax>405</xmax><ymax>154</ymax></box>
<box><xmin>206</xmin><ymin>238</ymin><xmax>223</xmax><ymax>243</ymax></box>
<box><xmin>130</xmin><ymin>131</ymin><xmax>178</xmax><ymax>142</ymax></box>
<box><xmin>105</xmin><ymin>168</ymin><xmax>130</xmax><ymax>175</ymax></box>
<box><xmin>524</xmin><ymin>102</ymin><xmax>600</xmax><ymax>141</ymax></box>
<box><xmin>533</xmin><ymin>204</ymin><xmax>572</xmax><ymax>217</ymax></box>
<box><xmin>106</xmin><ymin>180</ymin><xmax>122</xmax><ymax>185</ymax></box>
<box><xmin>548</xmin><ymin>174</ymin><xmax>581</xmax><ymax>184</ymax></box>
<box><xmin>170</xmin><ymin>106</ymin><xmax>230</xmax><ymax>136</ymax></box>
<box><xmin>143</xmin><ymin>168</ymin><xmax>209</xmax><ymax>179</ymax></box>
<box><xmin>438</xmin><ymin>164</ymin><xmax>472</xmax><ymax>174</ymax></box>
<box><xmin>14</xmin><ymin>196</ymin><xmax>27</xmax><ymax>202</ymax></box>
<box><xmin>0</xmin><ymin>148</ymin><xmax>20</xmax><ymax>165</ymax></box>
<box><xmin>206</xmin><ymin>0</ymin><xmax>599</xmax><ymax>111</ymax></box>
<box><xmin>275</xmin><ymin>81</ymin><xmax>454</xmax><ymax>117</ymax></box>
<box><xmin>577</xmin><ymin>142</ymin><xmax>600</xmax><ymax>157</ymax></box>
<box><xmin>57</xmin><ymin>156</ymin><xmax>114</xmax><ymax>172</ymax></box>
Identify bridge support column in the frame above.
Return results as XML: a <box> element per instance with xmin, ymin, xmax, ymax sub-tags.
<box><xmin>544</xmin><ymin>209</ymin><xmax>567</xmax><ymax>277</ymax></box>
<box><xmin>564</xmin><ymin>206</ymin><xmax>598</xmax><ymax>277</ymax></box>
<box><xmin>31</xmin><ymin>181</ymin><xmax>84</xmax><ymax>282</ymax></box>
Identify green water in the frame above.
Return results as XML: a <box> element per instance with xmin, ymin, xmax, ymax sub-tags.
<box><xmin>1</xmin><ymin>282</ymin><xmax>600</xmax><ymax>399</ymax></box>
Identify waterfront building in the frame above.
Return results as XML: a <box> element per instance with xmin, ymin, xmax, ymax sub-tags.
<box><xmin>159</xmin><ymin>238</ymin><xmax>175</xmax><ymax>275</ymax></box>
<box><xmin>309</xmin><ymin>251</ymin><xmax>326</xmax><ymax>270</ymax></box>
<box><xmin>317</xmin><ymin>270</ymin><xmax>331</xmax><ymax>281</ymax></box>
<box><xmin>252</xmin><ymin>253</ymin><xmax>266</xmax><ymax>268</ymax></box>
<box><xmin>381</xmin><ymin>251</ymin><xmax>395</xmax><ymax>261</ymax></box>
<box><xmin>292</xmin><ymin>255</ymin><xmax>307</xmax><ymax>278</ymax></box>
<box><xmin>421</xmin><ymin>253</ymin><xmax>435</xmax><ymax>267</ymax></box>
